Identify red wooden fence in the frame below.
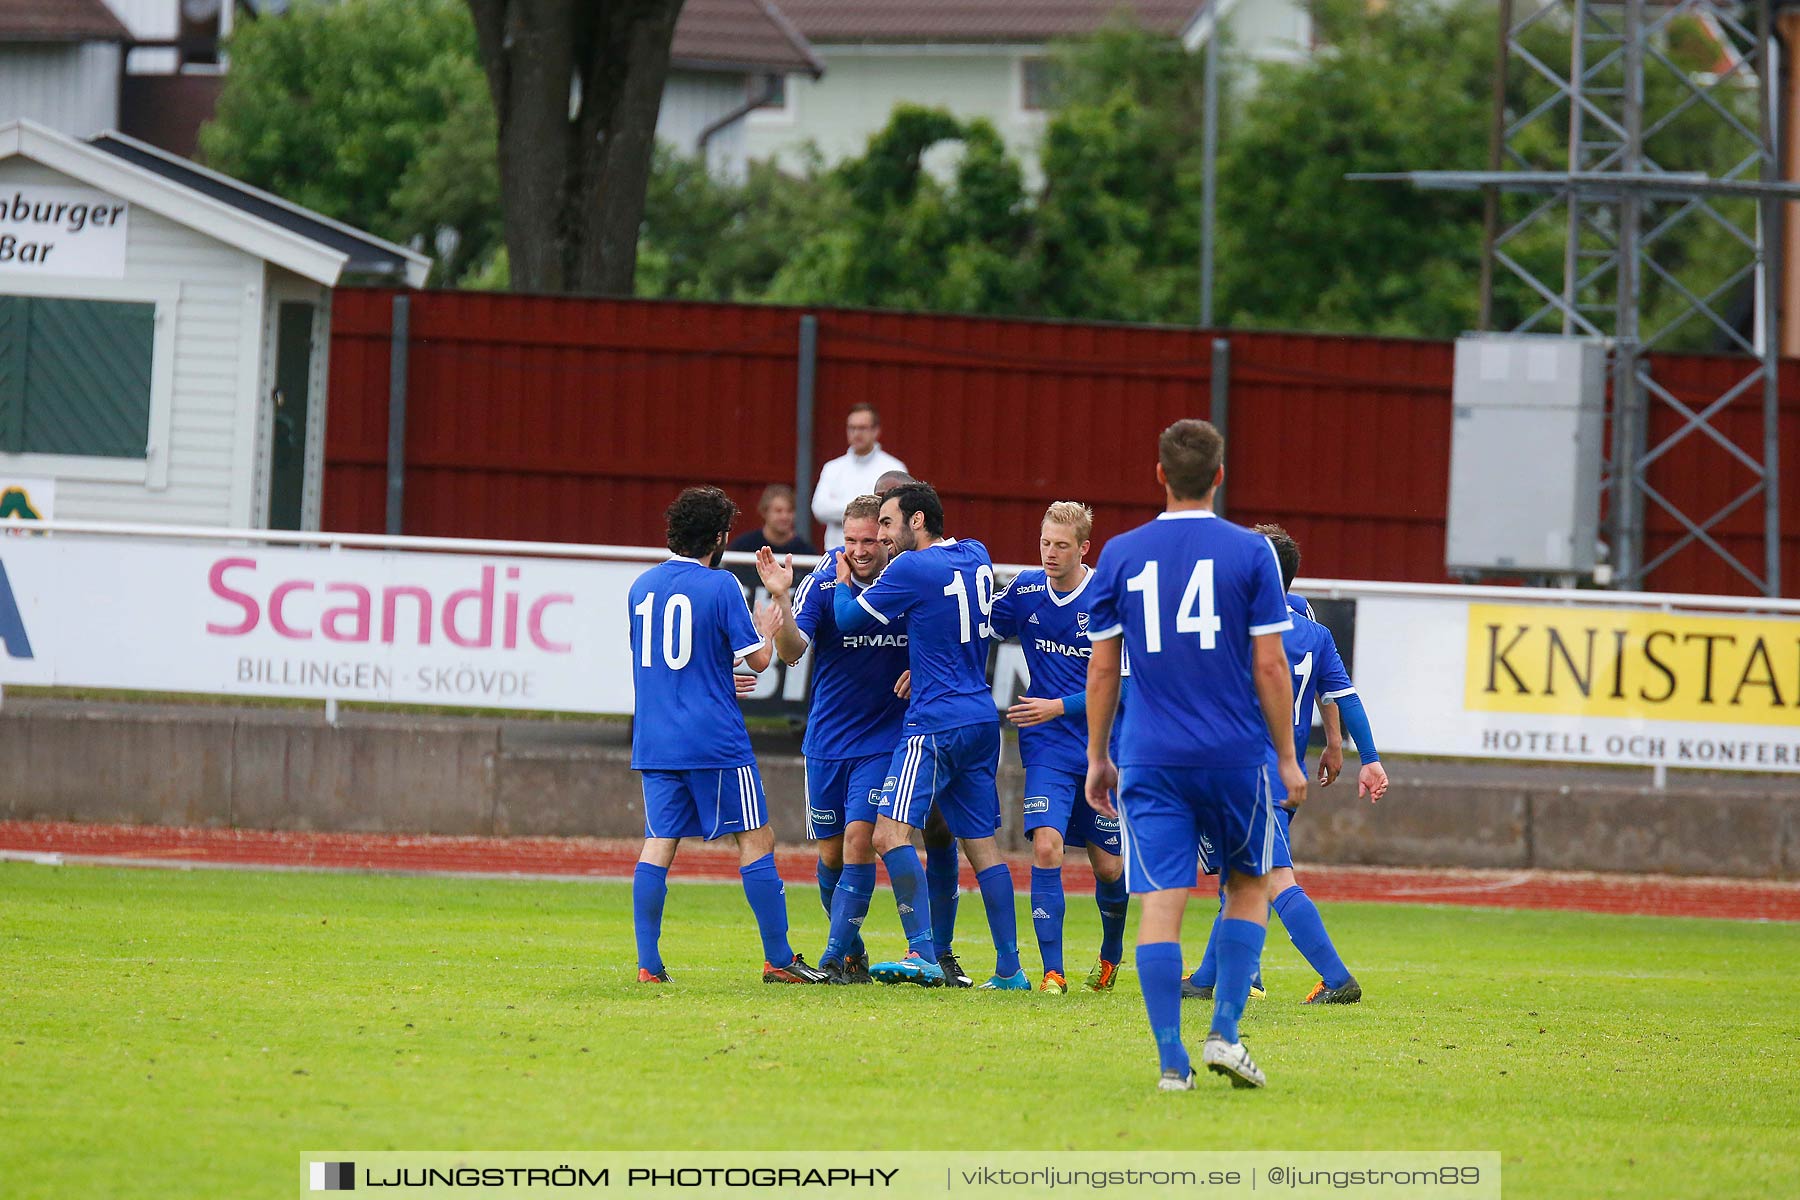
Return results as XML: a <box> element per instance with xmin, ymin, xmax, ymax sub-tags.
<box><xmin>325</xmin><ymin>289</ymin><xmax>1799</xmax><ymax>596</ymax></box>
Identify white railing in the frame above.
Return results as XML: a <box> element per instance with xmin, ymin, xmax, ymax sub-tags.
<box><xmin>17</xmin><ymin>518</ymin><xmax>1800</xmax><ymax>616</ymax></box>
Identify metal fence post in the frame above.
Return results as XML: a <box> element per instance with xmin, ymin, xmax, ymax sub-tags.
<box><xmin>385</xmin><ymin>294</ymin><xmax>411</xmax><ymax>536</ymax></box>
<box><xmin>1211</xmin><ymin>337</ymin><xmax>1231</xmax><ymax>518</ymax></box>
<box><xmin>794</xmin><ymin>314</ymin><xmax>819</xmax><ymax>538</ymax></box>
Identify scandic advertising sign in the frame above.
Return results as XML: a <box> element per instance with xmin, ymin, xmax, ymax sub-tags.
<box><xmin>0</xmin><ymin>537</ymin><xmax>640</xmax><ymax>712</ymax></box>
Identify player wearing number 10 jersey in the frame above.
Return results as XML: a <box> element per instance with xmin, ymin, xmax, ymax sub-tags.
<box><xmin>833</xmin><ymin>482</ymin><xmax>1023</xmax><ymax>989</ymax></box>
<box><xmin>1083</xmin><ymin>420</ymin><xmax>1307</xmax><ymax>1091</ymax></box>
<box><xmin>627</xmin><ymin>487</ymin><xmax>827</xmax><ymax>986</ymax></box>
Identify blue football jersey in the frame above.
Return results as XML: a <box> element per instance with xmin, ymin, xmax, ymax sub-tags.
<box><xmin>793</xmin><ymin>549</ymin><xmax>910</xmax><ymax>760</ymax></box>
<box><xmin>989</xmin><ymin>565</ymin><xmax>1096</xmax><ymax>774</ymax></box>
<box><xmin>852</xmin><ymin>538</ymin><xmax>1000</xmax><ymax>734</ymax></box>
<box><xmin>1087</xmin><ymin>511</ymin><xmax>1292</xmax><ymax>768</ymax></box>
<box><xmin>1284</xmin><ymin>612</ymin><xmax>1355</xmax><ymax>768</ymax></box>
<box><xmin>627</xmin><ymin>557</ymin><xmax>763</xmax><ymax>770</ymax></box>
<box><xmin>1287</xmin><ymin>592</ymin><xmax>1314</xmax><ymax>621</ymax></box>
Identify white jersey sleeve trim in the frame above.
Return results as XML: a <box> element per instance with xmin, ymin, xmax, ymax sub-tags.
<box><xmin>1087</xmin><ymin>623</ymin><xmax>1123</xmax><ymax>641</ymax></box>
<box><xmin>856</xmin><ymin>592</ymin><xmax>890</xmax><ymax>626</ymax></box>
<box><xmin>732</xmin><ymin>639</ymin><xmax>767</xmax><ymax>663</ymax></box>
<box><xmin>1248</xmin><ymin>618</ymin><xmax>1294</xmax><ymax>637</ymax></box>
<box><xmin>1320</xmin><ymin>685</ymin><xmax>1358</xmax><ymax>701</ymax></box>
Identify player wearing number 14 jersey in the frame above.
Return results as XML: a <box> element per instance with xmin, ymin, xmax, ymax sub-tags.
<box><xmin>627</xmin><ymin>487</ymin><xmax>828</xmax><ymax>986</ymax></box>
<box><xmin>1083</xmin><ymin>420</ymin><xmax>1307</xmax><ymax>1091</ymax></box>
<box><xmin>833</xmin><ymin>482</ymin><xmax>1023</xmax><ymax>989</ymax></box>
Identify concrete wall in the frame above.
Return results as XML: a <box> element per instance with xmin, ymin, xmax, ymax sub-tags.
<box><xmin>3</xmin><ymin>700</ymin><xmax>1794</xmax><ymax>879</ymax></box>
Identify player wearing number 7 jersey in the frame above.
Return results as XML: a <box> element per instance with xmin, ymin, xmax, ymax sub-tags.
<box><xmin>832</xmin><ymin>482</ymin><xmax>1023</xmax><ymax>989</ymax></box>
<box><xmin>1083</xmin><ymin>420</ymin><xmax>1307</xmax><ymax>1091</ymax></box>
<box><xmin>627</xmin><ymin>486</ymin><xmax>828</xmax><ymax>986</ymax></box>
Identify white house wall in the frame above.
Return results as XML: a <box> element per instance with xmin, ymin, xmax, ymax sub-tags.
<box><xmin>657</xmin><ymin>70</ymin><xmax>755</xmax><ymax>180</ymax></box>
<box><xmin>744</xmin><ymin>50</ymin><xmax>1046</xmax><ymax>179</ymax></box>
<box><xmin>0</xmin><ymin>44</ymin><xmax>123</xmax><ymax>140</ymax></box>
<box><xmin>0</xmin><ymin>157</ymin><xmax>262</xmax><ymax>526</ymax></box>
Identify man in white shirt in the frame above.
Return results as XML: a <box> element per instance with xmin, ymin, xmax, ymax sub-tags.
<box><xmin>812</xmin><ymin>402</ymin><xmax>907</xmax><ymax>548</ymax></box>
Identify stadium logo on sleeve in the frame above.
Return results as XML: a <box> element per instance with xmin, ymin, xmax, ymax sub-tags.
<box><xmin>309</xmin><ymin>1161</ymin><xmax>355</xmax><ymax>1191</ymax></box>
<box><xmin>0</xmin><ymin>562</ymin><xmax>33</xmax><ymax>660</ymax></box>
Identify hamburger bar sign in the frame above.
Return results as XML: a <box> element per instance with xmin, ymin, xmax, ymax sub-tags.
<box><xmin>0</xmin><ymin>184</ymin><xmax>128</xmax><ymax>278</ymax></box>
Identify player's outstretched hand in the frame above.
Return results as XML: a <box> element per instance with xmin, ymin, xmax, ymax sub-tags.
<box><xmin>753</xmin><ymin>598</ymin><xmax>782</xmax><ymax>639</ymax></box>
<box><xmin>1318</xmin><ymin>743</ymin><xmax>1343</xmax><ymax>787</ymax></box>
<box><xmin>734</xmin><ymin>672</ymin><xmax>757</xmax><ymax>695</ymax></box>
<box><xmin>754</xmin><ymin>546</ymin><xmax>793</xmax><ymax>598</ymax></box>
<box><xmin>1278</xmin><ymin>755</ymin><xmax>1308</xmax><ymax>811</ymax></box>
<box><xmin>893</xmin><ymin>670</ymin><xmax>911</xmax><ymax>700</ymax></box>
<box><xmin>1358</xmin><ymin>761</ymin><xmax>1389</xmax><ymax>803</ymax></box>
<box><xmin>1006</xmin><ymin>696</ymin><xmax>1064</xmax><ymax>727</ymax></box>
<box><xmin>1085</xmin><ymin>757</ymin><xmax>1119</xmax><ymax>818</ymax></box>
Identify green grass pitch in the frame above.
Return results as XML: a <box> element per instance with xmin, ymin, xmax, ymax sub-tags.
<box><xmin>3</xmin><ymin>862</ymin><xmax>1795</xmax><ymax>1198</ymax></box>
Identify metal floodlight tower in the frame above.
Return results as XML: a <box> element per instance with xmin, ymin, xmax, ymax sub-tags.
<box><xmin>1358</xmin><ymin>0</ymin><xmax>1787</xmax><ymax>596</ymax></box>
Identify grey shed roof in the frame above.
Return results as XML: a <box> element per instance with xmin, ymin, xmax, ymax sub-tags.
<box><xmin>88</xmin><ymin>131</ymin><xmax>431</xmax><ymax>287</ymax></box>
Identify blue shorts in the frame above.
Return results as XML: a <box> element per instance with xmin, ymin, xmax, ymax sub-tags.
<box><xmin>1270</xmin><ymin>803</ymin><xmax>1295</xmax><ymax>870</ymax></box>
<box><xmin>877</xmin><ymin>721</ymin><xmax>1002</xmax><ymax>839</ymax></box>
<box><xmin>1116</xmin><ymin>762</ymin><xmax>1281</xmax><ymax>894</ymax></box>
<box><xmin>1022</xmin><ymin>764</ymin><xmax>1122</xmax><ymax>856</ymax></box>
<box><xmin>639</xmin><ymin>765</ymin><xmax>768</xmax><ymax>841</ymax></box>
<box><xmin>804</xmin><ymin>753</ymin><xmax>888</xmax><ymax>840</ymax></box>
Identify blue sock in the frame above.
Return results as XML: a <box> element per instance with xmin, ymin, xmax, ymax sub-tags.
<box><xmin>1095</xmin><ymin>874</ymin><xmax>1128</xmax><ymax>965</ymax></box>
<box><xmin>738</xmin><ymin>853</ymin><xmax>794</xmax><ymax>969</ymax></box>
<box><xmin>1030</xmin><ymin>865</ymin><xmax>1065</xmax><ymax>976</ymax></box>
<box><xmin>881</xmin><ymin>845</ymin><xmax>937</xmax><ymax>957</ymax></box>
<box><xmin>1136</xmin><ymin>941</ymin><xmax>1189</xmax><ymax>1076</ymax></box>
<box><xmin>1212</xmin><ymin>918</ymin><xmax>1268</xmax><ymax>1044</ymax></box>
<box><xmin>976</xmin><ymin>863</ymin><xmax>1020</xmax><ymax>979</ymax></box>
<box><xmin>817</xmin><ymin>860</ymin><xmax>866</xmax><ymax>959</ymax></box>
<box><xmin>1273</xmin><ymin>884</ymin><xmax>1350</xmax><ymax>989</ymax></box>
<box><xmin>926</xmin><ymin>846</ymin><xmax>960</xmax><ymax>958</ymax></box>
<box><xmin>823</xmin><ymin>862</ymin><xmax>876</xmax><ymax>965</ymax></box>
<box><xmin>632</xmin><ymin>862</ymin><xmax>669</xmax><ymax>974</ymax></box>
<box><xmin>1189</xmin><ymin>911</ymin><xmax>1222</xmax><ymax>989</ymax></box>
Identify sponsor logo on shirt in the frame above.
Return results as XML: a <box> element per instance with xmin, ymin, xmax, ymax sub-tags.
<box><xmin>841</xmin><ymin>633</ymin><xmax>907</xmax><ymax>650</ymax></box>
<box><xmin>1033</xmin><ymin>638</ymin><xmax>1092</xmax><ymax>660</ymax></box>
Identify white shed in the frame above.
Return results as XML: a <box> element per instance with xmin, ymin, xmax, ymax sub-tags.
<box><xmin>0</xmin><ymin>119</ymin><xmax>428</xmax><ymax>530</ymax></box>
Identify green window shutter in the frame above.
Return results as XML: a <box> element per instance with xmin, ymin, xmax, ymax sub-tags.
<box><xmin>0</xmin><ymin>296</ymin><xmax>23</xmax><ymax>453</ymax></box>
<box><xmin>19</xmin><ymin>297</ymin><xmax>155</xmax><ymax>459</ymax></box>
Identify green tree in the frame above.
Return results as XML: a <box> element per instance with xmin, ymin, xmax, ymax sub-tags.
<box><xmin>765</xmin><ymin>105</ymin><xmax>1034</xmax><ymax>313</ymax></box>
<box><xmin>1213</xmin><ymin>0</ymin><xmax>1492</xmax><ymax>336</ymax></box>
<box><xmin>202</xmin><ymin>0</ymin><xmax>496</xmax><ymax>285</ymax></box>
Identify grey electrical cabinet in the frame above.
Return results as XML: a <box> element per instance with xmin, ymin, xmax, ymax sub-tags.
<box><xmin>1446</xmin><ymin>335</ymin><xmax>1606</xmax><ymax>575</ymax></box>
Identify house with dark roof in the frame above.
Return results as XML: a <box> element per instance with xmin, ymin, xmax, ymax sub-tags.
<box><xmin>743</xmin><ymin>0</ymin><xmax>1312</xmax><ymax>176</ymax></box>
<box><xmin>0</xmin><ymin>0</ymin><xmax>133</xmax><ymax>140</ymax></box>
<box><xmin>0</xmin><ymin>0</ymin><xmax>819</xmax><ymax>177</ymax></box>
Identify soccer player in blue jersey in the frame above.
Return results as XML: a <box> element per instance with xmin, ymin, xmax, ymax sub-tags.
<box><xmin>872</xmin><ymin>471</ymin><xmax>971</xmax><ymax>987</ymax></box>
<box><xmin>988</xmin><ymin>501</ymin><xmax>1129</xmax><ymax>994</ymax></box>
<box><xmin>627</xmin><ymin>486</ymin><xmax>829</xmax><ymax>986</ymax></box>
<box><xmin>1184</xmin><ymin>525</ymin><xmax>1389</xmax><ymax>1005</ymax></box>
<box><xmin>832</xmin><ymin>481</ymin><xmax>1024</xmax><ymax>989</ymax></box>
<box><xmin>753</xmin><ymin>495</ymin><xmax>909</xmax><ymax>985</ymax></box>
<box><xmin>1084</xmin><ymin>419</ymin><xmax>1307</xmax><ymax>1090</ymax></box>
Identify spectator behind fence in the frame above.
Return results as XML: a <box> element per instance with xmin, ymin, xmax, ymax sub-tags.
<box><xmin>728</xmin><ymin>484</ymin><xmax>816</xmax><ymax>556</ymax></box>
<box><xmin>812</xmin><ymin>402</ymin><xmax>906</xmax><ymax>549</ymax></box>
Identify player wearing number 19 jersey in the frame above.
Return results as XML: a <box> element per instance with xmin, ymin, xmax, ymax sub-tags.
<box><xmin>1083</xmin><ymin>420</ymin><xmax>1307</xmax><ymax>1090</ymax></box>
<box><xmin>833</xmin><ymin>482</ymin><xmax>1023</xmax><ymax>989</ymax></box>
<box><xmin>628</xmin><ymin>487</ymin><xmax>827</xmax><ymax>986</ymax></box>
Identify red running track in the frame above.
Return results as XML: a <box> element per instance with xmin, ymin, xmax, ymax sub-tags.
<box><xmin>3</xmin><ymin>820</ymin><xmax>1797</xmax><ymax>922</ymax></box>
